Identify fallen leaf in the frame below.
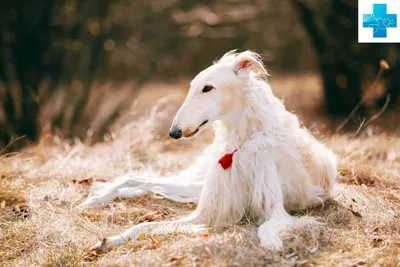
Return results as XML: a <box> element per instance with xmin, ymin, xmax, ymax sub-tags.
<box><xmin>72</xmin><ymin>178</ymin><xmax>107</xmax><ymax>185</ymax></box>
<box><xmin>12</xmin><ymin>204</ymin><xmax>30</xmax><ymax>218</ymax></box>
<box><xmin>352</xmin><ymin>259</ymin><xmax>367</xmax><ymax>266</ymax></box>
<box><xmin>99</xmin><ymin>238</ymin><xmax>107</xmax><ymax>251</ymax></box>
<box><xmin>355</xmin><ymin>175</ymin><xmax>361</xmax><ymax>184</ymax></box>
<box><xmin>373</xmin><ymin>226</ymin><xmax>380</xmax><ymax>232</ymax></box>
<box><xmin>295</xmin><ymin>260</ymin><xmax>310</xmax><ymax>267</ymax></box>
<box><xmin>350</xmin><ymin>209</ymin><xmax>362</xmax><ymax>217</ymax></box>
<box><xmin>139</xmin><ymin>211</ymin><xmax>161</xmax><ymax>222</ymax></box>
<box><xmin>83</xmin><ymin>246</ymin><xmax>101</xmax><ymax>262</ymax></box>
<box><xmin>1</xmin><ymin>200</ymin><xmax>5</xmax><ymax>208</ymax></box>
<box><xmin>150</xmin><ymin>235</ymin><xmax>161</xmax><ymax>244</ymax></box>
<box><xmin>371</xmin><ymin>237</ymin><xmax>384</xmax><ymax>247</ymax></box>
<box><xmin>170</xmin><ymin>256</ymin><xmax>184</xmax><ymax>262</ymax></box>
<box><xmin>349</xmin><ymin>205</ymin><xmax>362</xmax><ymax>217</ymax></box>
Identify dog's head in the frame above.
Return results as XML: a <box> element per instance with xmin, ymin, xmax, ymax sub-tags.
<box><xmin>169</xmin><ymin>50</ymin><xmax>268</xmax><ymax>139</ymax></box>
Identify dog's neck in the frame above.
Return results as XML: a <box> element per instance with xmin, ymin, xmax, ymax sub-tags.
<box><xmin>218</xmin><ymin>80</ymin><xmax>276</xmax><ymax>152</ymax></box>
<box><xmin>222</xmin><ymin>114</ymin><xmax>261</xmax><ymax>151</ymax></box>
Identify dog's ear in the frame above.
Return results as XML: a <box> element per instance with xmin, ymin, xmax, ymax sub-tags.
<box><xmin>233</xmin><ymin>51</ymin><xmax>267</xmax><ymax>76</ymax></box>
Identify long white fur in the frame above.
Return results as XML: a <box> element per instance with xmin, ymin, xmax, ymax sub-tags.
<box><xmin>85</xmin><ymin>50</ymin><xmax>337</xmax><ymax>251</ymax></box>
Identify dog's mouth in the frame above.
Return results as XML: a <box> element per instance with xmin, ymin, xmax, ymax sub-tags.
<box><xmin>186</xmin><ymin>120</ymin><xmax>209</xmax><ymax>138</ymax></box>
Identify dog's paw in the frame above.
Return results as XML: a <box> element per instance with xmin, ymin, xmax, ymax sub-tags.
<box><xmin>75</xmin><ymin>197</ymin><xmax>105</xmax><ymax>211</ymax></box>
<box><xmin>89</xmin><ymin>238</ymin><xmax>107</xmax><ymax>253</ymax></box>
<box><xmin>89</xmin><ymin>238</ymin><xmax>114</xmax><ymax>254</ymax></box>
<box><xmin>258</xmin><ymin>234</ymin><xmax>283</xmax><ymax>250</ymax></box>
<box><xmin>257</xmin><ymin>224</ymin><xmax>283</xmax><ymax>251</ymax></box>
<box><xmin>89</xmin><ymin>235</ymin><xmax>125</xmax><ymax>254</ymax></box>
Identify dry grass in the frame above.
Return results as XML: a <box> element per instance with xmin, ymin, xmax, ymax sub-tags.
<box><xmin>1</xmin><ymin>74</ymin><xmax>400</xmax><ymax>267</ymax></box>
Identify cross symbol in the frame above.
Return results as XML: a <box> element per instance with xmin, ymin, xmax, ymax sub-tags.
<box><xmin>363</xmin><ymin>4</ymin><xmax>397</xmax><ymax>38</ymax></box>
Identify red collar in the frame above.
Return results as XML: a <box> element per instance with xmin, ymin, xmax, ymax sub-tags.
<box><xmin>218</xmin><ymin>149</ymin><xmax>238</xmax><ymax>170</ymax></box>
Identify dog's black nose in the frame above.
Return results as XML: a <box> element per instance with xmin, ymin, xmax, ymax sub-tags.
<box><xmin>169</xmin><ymin>126</ymin><xmax>182</xmax><ymax>139</ymax></box>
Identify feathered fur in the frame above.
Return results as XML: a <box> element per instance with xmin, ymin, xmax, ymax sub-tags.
<box><xmin>83</xmin><ymin>50</ymin><xmax>337</xmax><ymax>251</ymax></box>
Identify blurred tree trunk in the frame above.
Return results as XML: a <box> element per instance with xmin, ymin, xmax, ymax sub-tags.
<box><xmin>0</xmin><ymin>0</ymin><xmax>116</xmax><ymax>146</ymax></box>
<box><xmin>377</xmin><ymin>45</ymin><xmax>400</xmax><ymax>108</ymax></box>
<box><xmin>0</xmin><ymin>1</ymin><xmax>53</xmax><ymax>147</ymax></box>
<box><xmin>53</xmin><ymin>0</ymin><xmax>111</xmax><ymax>137</ymax></box>
<box><xmin>292</xmin><ymin>0</ymin><xmax>364</xmax><ymax>116</ymax></box>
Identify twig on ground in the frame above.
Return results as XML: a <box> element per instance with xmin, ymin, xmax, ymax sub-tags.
<box><xmin>335</xmin><ymin>65</ymin><xmax>386</xmax><ymax>134</ymax></box>
<box><xmin>352</xmin><ymin>94</ymin><xmax>390</xmax><ymax>138</ymax></box>
<box><xmin>1</xmin><ymin>135</ymin><xmax>26</xmax><ymax>155</ymax></box>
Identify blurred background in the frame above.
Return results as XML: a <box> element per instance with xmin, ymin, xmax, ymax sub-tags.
<box><xmin>0</xmin><ymin>0</ymin><xmax>399</xmax><ymax>149</ymax></box>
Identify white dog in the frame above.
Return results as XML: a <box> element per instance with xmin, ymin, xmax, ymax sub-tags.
<box><xmin>86</xmin><ymin>50</ymin><xmax>337</xmax><ymax>251</ymax></box>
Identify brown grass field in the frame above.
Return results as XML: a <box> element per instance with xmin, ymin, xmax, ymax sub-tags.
<box><xmin>1</xmin><ymin>74</ymin><xmax>399</xmax><ymax>266</ymax></box>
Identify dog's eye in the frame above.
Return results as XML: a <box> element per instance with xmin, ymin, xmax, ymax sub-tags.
<box><xmin>202</xmin><ymin>85</ymin><xmax>214</xmax><ymax>93</ymax></box>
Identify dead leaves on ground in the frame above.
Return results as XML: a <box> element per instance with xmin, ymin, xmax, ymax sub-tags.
<box><xmin>12</xmin><ymin>204</ymin><xmax>30</xmax><ymax>218</ymax></box>
<box><xmin>348</xmin><ymin>203</ymin><xmax>362</xmax><ymax>218</ymax></box>
<box><xmin>169</xmin><ymin>256</ymin><xmax>185</xmax><ymax>263</ymax></box>
<box><xmin>71</xmin><ymin>177</ymin><xmax>107</xmax><ymax>186</ymax></box>
<box><xmin>338</xmin><ymin>168</ymin><xmax>377</xmax><ymax>187</ymax></box>
<box><xmin>353</xmin><ymin>175</ymin><xmax>375</xmax><ymax>187</ymax></box>
<box><xmin>134</xmin><ymin>234</ymin><xmax>162</xmax><ymax>251</ymax></box>
<box><xmin>0</xmin><ymin>200</ymin><xmax>30</xmax><ymax>219</ymax></box>
<box><xmin>84</xmin><ymin>238</ymin><xmax>110</xmax><ymax>260</ymax></box>
<box><xmin>293</xmin><ymin>260</ymin><xmax>312</xmax><ymax>267</ymax></box>
<box><xmin>371</xmin><ymin>237</ymin><xmax>384</xmax><ymax>248</ymax></box>
<box><xmin>138</xmin><ymin>209</ymin><xmax>171</xmax><ymax>223</ymax></box>
<box><xmin>150</xmin><ymin>235</ymin><xmax>162</xmax><ymax>249</ymax></box>
<box><xmin>84</xmin><ymin>233</ymin><xmax>165</xmax><ymax>259</ymax></box>
<box><xmin>352</xmin><ymin>259</ymin><xmax>367</xmax><ymax>266</ymax></box>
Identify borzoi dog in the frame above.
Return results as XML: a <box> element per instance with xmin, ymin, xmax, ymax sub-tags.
<box><xmin>85</xmin><ymin>50</ymin><xmax>337</xmax><ymax>251</ymax></box>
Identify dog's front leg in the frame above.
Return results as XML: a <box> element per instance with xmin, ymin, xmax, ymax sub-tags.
<box><xmin>257</xmin><ymin>206</ymin><xmax>293</xmax><ymax>250</ymax></box>
<box><xmin>90</xmin><ymin>212</ymin><xmax>204</xmax><ymax>252</ymax></box>
<box><xmin>255</xmin><ymin>164</ymin><xmax>293</xmax><ymax>250</ymax></box>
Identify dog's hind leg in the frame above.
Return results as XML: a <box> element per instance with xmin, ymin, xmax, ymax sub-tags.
<box><xmin>78</xmin><ymin>144</ymin><xmax>213</xmax><ymax>209</ymax></box>
<box><xmin>77</xmin><ymin>175</ymin><xmax>203</xmax><ymax>209</ymax></box>
<box><xmin>90</xmin><ymin>213</ymin><xmax>205</xmax><ymax>252</ymax></box>
<box><xmin>76</xmin><ymin>176</ymin><xmax>147</xmax><ymax>209</ymax></box>
<box><xmin>76</xmin><ymin>186</ymin><xmax>147</xmax><ymax>210</ymax></box>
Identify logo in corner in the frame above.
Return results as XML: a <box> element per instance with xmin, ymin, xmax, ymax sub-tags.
<box><xmin>359</xmin><ymin>0</ymin><xmax>400</xmax><ymax>43</ymax></box>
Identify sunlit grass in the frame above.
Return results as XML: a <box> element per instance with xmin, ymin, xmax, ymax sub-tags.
<box><xmin>1</xmin><ymin>74</ymin><xmax>399</xmax><ymax>266</ymax></box>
